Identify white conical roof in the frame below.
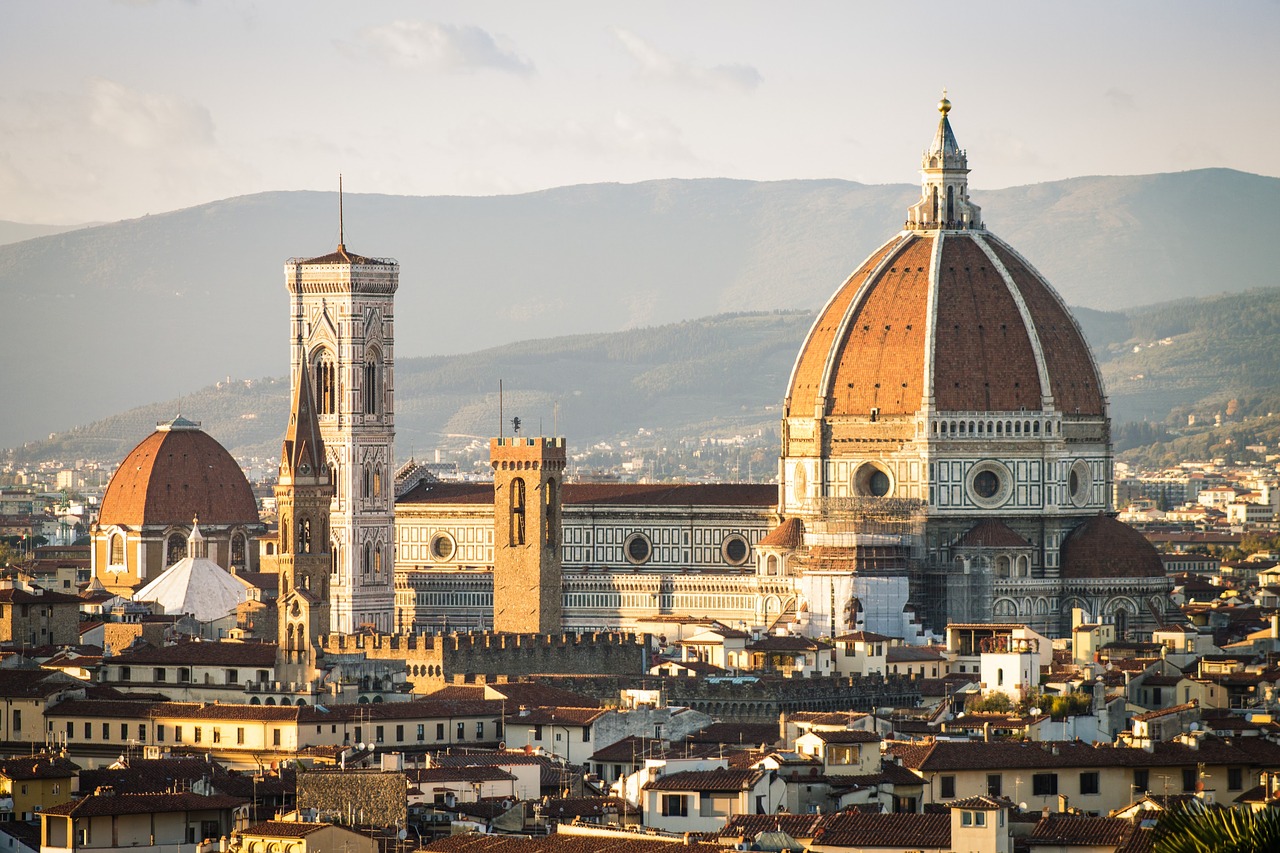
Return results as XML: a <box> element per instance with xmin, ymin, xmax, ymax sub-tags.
<box><xmin>132</xmin><ymin>554</ymin><xmax>250</xmax><ymax>623</ymax></box>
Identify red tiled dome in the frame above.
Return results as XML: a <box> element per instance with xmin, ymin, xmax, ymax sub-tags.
<box><xmin>99</xmin><ymin>417</ymin><xmax>259</xmax><ymax>527</ymax></box>
<box><xmin>1060</xmin><ymin>515</ymin><xmax>1164</xmax><ymax>580</ymax></box>
<box><xmin>785</xmin><ymin>230</ymin><xmax>1104</xmax><ymax>419</ymax></box>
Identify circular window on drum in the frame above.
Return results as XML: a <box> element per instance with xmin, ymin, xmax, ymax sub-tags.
<box><xmin>967</xmin><ymin>461</ymin><xmax>1013</xmax><ymax>508</ymax></box>
<box><xmin>430</xmin><ymin>533</ymin><xmax>456</xmax><ymax>562</ymax></box>
<box><xmin>624</xmin><ymin>532</ymin><xmax>653</xmax><ymax>565</ymax></box>
<box><xmin>1069</xmin><ymin>459</ymin><xmax>1092</xmax><ymax>508</ymax></box>
<box><xmin>721</xmin><ymin>534</ymin><xmax>751</xmax><ymax>567</ymax></box>
<box><xmin>853</xmin><ymin>462</ymin><xmax>894</xmax><ymax>498</ymax></box>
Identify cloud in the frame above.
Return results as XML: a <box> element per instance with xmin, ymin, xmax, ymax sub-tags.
<box><xmin>613</xmin><ymin>29</ymin><xmax>761</xmax><ymax>92</ymax></box>
<box><xmin>355</xmin><ymin>21</ymin><xmax>533</xmax><ymax>76</ymax></box>
<box><xmin>88</xmin><ymin>79</ymin><xmax>215</xmax><ymax>149</ymax></box>
<box><xmin>1104</xmin><ymin>87</ymin><xmax>1137</xmax><ymax>111</ymax></box>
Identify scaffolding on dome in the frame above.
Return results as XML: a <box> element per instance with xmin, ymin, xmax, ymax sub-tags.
<box><xmin>797</xmin><ymin>497</ymin><xmax>927</xmax><ymax>569</ymax></box>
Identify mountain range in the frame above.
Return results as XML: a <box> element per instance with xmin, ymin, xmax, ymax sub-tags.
<box><xmin>14</xmin><ymin>285</ymin><xmax>1280</xmax><ymax>469</ymax></box>
<box><xmin>2</xmin><ymin>169</ymin><xmax>1276</xmax><ymax>451</ymax></box>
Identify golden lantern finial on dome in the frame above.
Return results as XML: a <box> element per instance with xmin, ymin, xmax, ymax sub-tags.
<box><xmin>938</xmin><ymin>88</ymin><xmax>951</xmax><ymax>115</ymax></box>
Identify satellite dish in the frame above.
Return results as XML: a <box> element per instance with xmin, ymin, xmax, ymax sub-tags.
<box><xmin>1189</xmin><ymin>723</ymin><xmax>1199</xmax><ymax>731</ymax></box>
<box><xmin>358</xmin><ymin>742</ymin><xmax>367</xmax><ymax>750</ymax></box>
<box><xmin>1019</xmin><ymin>801</ymin><xmax>1027</xmax><ymax>811</ymax></box>
<box><xmin>1029</xmin><ymin>707</ymin><xmax>1041</xmax><ymax>716</ymax></box>
<box><xmin>397</xmin><ymin>830</ymin><xmax>408</xmax><ymax>841</ymax></box>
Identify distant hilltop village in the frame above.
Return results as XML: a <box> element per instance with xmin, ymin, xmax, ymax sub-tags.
<box><xmin>3</xmin><ymin>98</ymin><xmax>1280</xmax><ymax>852</ymax></box>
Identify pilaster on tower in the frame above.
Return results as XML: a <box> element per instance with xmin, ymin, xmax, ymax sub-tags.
<box><xmin>490</xmin><ymin>436</ymin><xmax>567</xmax><ymax>634</ymax></box>
<box><xmin>906</xmin><ymin>92</ymin><xmax>983</xmax><ymax>231</ymax></box>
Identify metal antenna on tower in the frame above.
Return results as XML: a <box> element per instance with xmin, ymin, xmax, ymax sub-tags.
<box><xmin>338</xmin><ymin>174</ymin><xmax>344</xmax><ymax>250</ymax></box>
<box><xmin>499</xmin><ymin>379</ymin><xmax>504</xmax><ymax>440</ymax></box>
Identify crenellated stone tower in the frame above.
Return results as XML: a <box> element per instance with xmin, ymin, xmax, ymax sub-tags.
<box><xmin>275</xmin><ymin>355</ymin><xmax>333</xmax><ymax>677</ymax></box>
<box><xmin>490</xmin><ymin>436</ymin><xmax>566</xmax><ymax>634</ymax></box>
<box><xmin>285</xmin><ymin>211</ymin><xmax>398</xmax><ymax>634</ymax></box>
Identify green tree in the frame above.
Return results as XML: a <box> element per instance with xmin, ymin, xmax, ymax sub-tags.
<box><xmin>1154</xmin><ymin>804</ymin><xmax>1280</xmax><ymax>853</ymax></box>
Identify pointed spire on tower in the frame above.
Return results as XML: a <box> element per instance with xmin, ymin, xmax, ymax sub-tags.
<box><xmin>281</xmin><ymin>356</ymin><xmax>329</xmax><ymax>484</ymax></box>
<box><xmin>929</xmin><ymin>88</ymin><xmax>962</xmax><ymax>160</ymax></box>
<box><xmin>905</xmin><ymin>91</ymin><xmax>982</xmax><ymax>232</ymax></box>
<box><xmin>337</xmin><ymin>174</ymin><xmax>349</xmax><ymax>262</ymax></box>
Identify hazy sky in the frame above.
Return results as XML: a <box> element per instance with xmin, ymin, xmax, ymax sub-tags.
<box><xmin>2</xmin><ymin>0</ymin><xmax>1275</xmax><ymax>224</ymax></box>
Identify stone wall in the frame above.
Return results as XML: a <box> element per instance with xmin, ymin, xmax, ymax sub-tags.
<box><xmin>321</xmin><ymin>631</ymin><xmax>648</xmax><ymax>693</ymax></box>
<box><xmin>528</xmin><ymin>673</ymin><xmax>921</xmax><ymax>724</ymax></box>
<box><xmin>296</xmin><ymin>768</ymin><xmax>406</xmax><ymax>827</ymax></box>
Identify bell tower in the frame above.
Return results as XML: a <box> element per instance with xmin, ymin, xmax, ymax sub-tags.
<box><xmin>275</xmin><ymin>356</ymin><xmax>333</xmax><ymax>678</ymax></box>
<box><xmin>284</xmin><ymin>185</ymin><xmax>398</xmax><ymax>633</ymax></box>
<box><xmin>490</xmin><ymin>436</ymin><xmax>566</xmax><ymax>634</ymax></box>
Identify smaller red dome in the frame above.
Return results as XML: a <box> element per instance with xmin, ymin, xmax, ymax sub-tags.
<box><xmin>1060</xmin><ymin>515</ymin><xmax>1164</xmax><ymax>580</ymax></box>
<box><xmin>99</xmin><ymin>417</ymin><xmax>259</xmax><ymax>528</ymax></box>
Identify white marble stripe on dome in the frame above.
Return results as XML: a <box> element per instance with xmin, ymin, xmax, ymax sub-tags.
<box><xmin>784</xmin><ymin>231</ymin><xmax>902</xmax><ymax>410</ymax></box>
<box><xmin>814</xmin><ymin>232</ymin><xmax>915</xmax><ymax>413</ymax></box>
<box><xmin>982</xmin><ymin>233</ymin><xmax>1110</xmax><ymax>402</ymax></box>
<box><xmin>971</xmin><ymin>232</ymin><xmax>1054</xmax><ymax>410</ymax></box>
<box><xmin>921</xmin><ymin>230</ymin><xmax>945</xmax><ymax>410</ymax></box>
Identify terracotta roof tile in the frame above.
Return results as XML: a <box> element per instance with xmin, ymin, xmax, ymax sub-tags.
<box><xmin>813</xmin><ymin>811</ymin><xmax>950</xmax><ymax>849</ymax></box>
<box><xmin>98</xmin><ymin>422</ymin><xmax>260</xmax><ymax>527</ymax></box>
<box><xmin>759</xmin><ymin>518</ymin><xmax>804</xmax><ymax>549</ymax></box>
<box><xmin>643</xmin><ymin>768</ymin><xmax>763</xmax><ymax>792</ymax></box>
<box><xmin>1027</xmin><ymin>815</ymin><xmax>1133</xmax><ymax>847</ymax></box>
<box><xmin>720</xmin><ymin>814</ymin><xmax>824</xmax><ymax>840</ymax></box>
<box><xmin>954</xmin><ymin>520</ymin><xmax>1032</xmax><ymax>549</ymax></box>
<box><xmin>240</xmin><ymin>821</ymin><xmax>329</xmax><ymax>839</ymax></box>
<box><xmin>1061</xmin><ymin>515</ymin><xmax>1166</xmax><ymax>580</ymax></box>
<box><xmin>42</xmin><ymin>791</ymin><xmax>245</xmax><ymax>818</ymax></box>
<box><xmin>509</xmin><ymin>707</ymin><xmax>610</xmax><ymax>726</ymax></box>
<box><xmin>0</xmin><ymin>755</ymin><xmax>80</xmax><ymax>781</ymax></box>
<box><xmin>109</xmin><ymin>640</ymin><xmax>279</xmax><ymax>667</ymax></box>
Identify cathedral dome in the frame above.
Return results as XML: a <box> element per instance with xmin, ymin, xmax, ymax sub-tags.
<box><xmin>784</xmin><ymin>101</ymin><xmax>1104</xmax><ymax>421</ymax></box>
<box><xmin>99</xmin><ymin>416</ymin><xmax>259</xmax><ymax>527</ymax></box>
<box><xmin>1060</xmin><ymin>514</ymin><xmax>1164</xmax><ymax>580</ymax></box>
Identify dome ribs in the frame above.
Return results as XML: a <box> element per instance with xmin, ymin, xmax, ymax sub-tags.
<box><xmin>785</xmin><ymin>236</ymin><xmax>906</xmax><ymax>418</ymax></box>
<box><xmin>825</xmin><ymin>236</ymin><xmax>933</xmax><ymax>416</ymax></box>
<box><xmin>932</xmin><ymin>236</ymin><xmax>1042</xmax><ymax>412</ymax></box>
<box><xmin>985</xmin><ymin>239</ymin><xmax>1106</xmax><ymax>417</ymax></box>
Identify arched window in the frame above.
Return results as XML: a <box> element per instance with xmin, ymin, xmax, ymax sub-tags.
<box><xmin>374</xmin><ymin>544</ymin><xmax>383</xmax><ymax>573</ymax></box>
<box><xmin>231</xmin><ymin>533</ymin><xmax>246</xmax><ymax>568</ymax></box>
<box><xmin>510</xmin><ymin>478</ymin><xmax>526</xmax><ymax>546</ymax></box>
<box><xmin>1115</xmin><ymin>607</ymin><xmax>1129</xmax><ymax>640</ymax></box>
<box><xmin>299</xmin><ymin>518</ymin><xmax>311</xmax><ymax>554</ymax></box>
<box><xmin>545</xmin><ymin>478</ymin><xmax>558</xmax><ymax>548</ymax></box>
<box><xmin>364</xmin><ymin>357</ymin><xmax>380</xmax><ymax>415</ymax></box>
<box><xmin>166</xmin><ymin>533</ymin><xmax>185</xmax><ymax>567</ymax></box>
<box><xmin>373</xmin><ymin>466</ymin><xmax>382</xmax><ymax>499</ymax></box>
<box><xmin>280</xmin><ymin>515</ymin><xmax>290</xmax><ymax>554</ymax></box>
<box><xmin>110</xmin><ymin>534</ymin><xmax>125</xmax><ymax>565</ymax></box>
<box><xmin>362</xmin><ymin>542</ymin><xmax>372</xmax><ymax>576</ymax></box>
<box><xmin>363</xmin><ymin>465</ymin><xmax>371</xmax><ymax>498</ymax></box>
<box><xmin>313</xmin><ymin>350</ymin><xmax>336</xmax><ymax>415</ymax></box>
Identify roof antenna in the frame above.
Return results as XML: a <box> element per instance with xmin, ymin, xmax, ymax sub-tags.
<box><xmin>499</xmin><ymin>379</ymin><xmax>504</xmax><ymax>440</ymax></box>
<box><xmin>338</xmin><ymin>174</ymin><xmax>345</xmax><ymax>252</ymax></box>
